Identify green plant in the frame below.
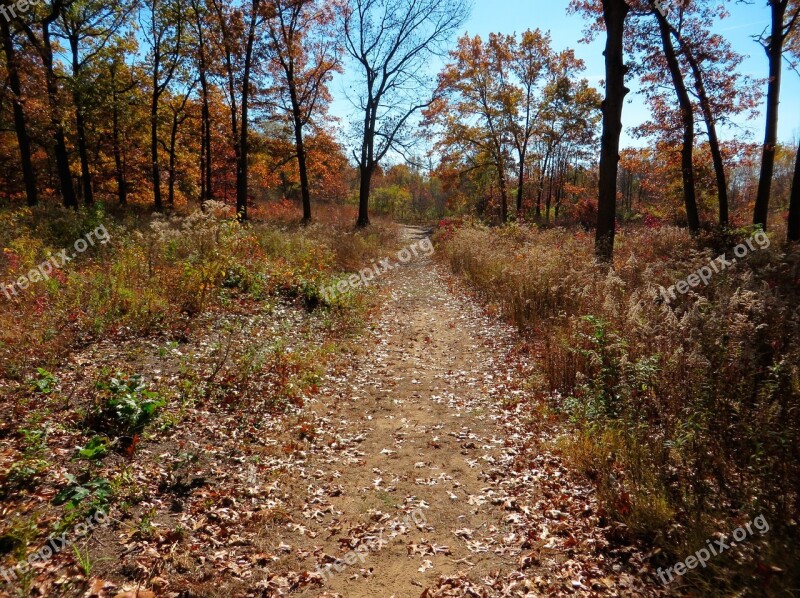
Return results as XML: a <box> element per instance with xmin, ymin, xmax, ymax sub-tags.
<box><xmin>136</xmin><ymin>507</ymin><xmax>157</xmax><ymax>538</ymax></box>
<box><xmin>53</xmin><ymin>475</ymin><xmax>112</xmax><ymax>512</ymax></box>
<box><xmin>29</xmin><ymin>368</ymin><xmax>57</xmax><ymax>394</ymax></box>
<box><xmin>75</xmin><ymin>436</ymin><xmax>109</xmax><ymax>461</ymax></box>
<box><xmin>5</xmin><ymin>459</ymin><xmax>50</xmax><ymax>490</ymax></box>
<box><xmin>72</xmin><ymin>544</ymin><xmax>93</xmax><ymax>577</ymax></box>
<box><xmin>95</xmin><ymin>374</ymin><xmax>165</xmax><ymax>435</ymax></box>
<box><xmin>19</xmin><ymin>428</ymin><xmax>46</xmax><ymax>454</ymax></box>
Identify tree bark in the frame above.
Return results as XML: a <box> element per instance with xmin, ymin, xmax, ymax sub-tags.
<box><xmin>788</xmin><ymin>140</ymin><xmax>800</xmax><ymax>242</ymax></box>
<box><xmin>199</xmin><ymin>68</ymin><xmax>212</xmax><ymax>204</ymax></box>
<box><xmin>357</xmin><ymin>162</ymin><xmax>374</xmax><ymax>227</ymax></box>
<box><xmin>236</xmin><ymin>3</ymin><xmax>259</xmax><ymax>221</ymax></box>
<box><xmin>151</xmin><ymin>88</ymin><xmax>162</xmax><ymax>210</ymax></box>
<box><xmin>288</xmin><ymin>81</ymin><xmax>312</xmax><ymax>223</ymax></box>
<box><xmin>44</xmin><ymin>32</ymin><xmax>78</xmax><ymax>209</ymax></box>
<box><xmin>753</xmin><ymin>0</ymin><xmax>788</xmax><ymax>230</ymax></box>
<box><xmin>192</xmin><ymin>0</ymin><xmax>213</xmax><ymax>204</ymax></box>
<box><xmin>110</xmin><ymin>62</ymin><xmax>128</xmax><ymax>205</ymax></box>
<box><xmin>1</xmin><ymin>19</ymin><xmax>37</xmax><ymax>206</ymax></box>
<box><xmin>516</xmin><ymin>149</ymin><xmax>526</xmax><ymax>216</ymax></box>
<box><xmin>357</xmin><ymin>100</ymin><xmax>376</xmax><ymax>228</ymax></box>
<box><xmin>677</xmin><ymin>35</ymin><xmax>729</xmax><ymax>226</ymax></box>
<box><xmin>656</xmin><ymin>10</ymin><xmax>699</xmax><ymax>234</ymax></box>
<box><xmin>69</xmin><ymin>34</ymin><xmax>94</xmax><ymax>205</ymax></box>
<box><xmin>595</xmin><ymin>0</ymin><xmax>629</xmax><ymax>262</ymax></box>
<box><xmin>168</xmin><ymin>114</ymin><xmax>179</xmax><ymax>206</ymax></box>
<box><xmin>496</xmin><ymin>154</ymin><xmax>508</xmax><ymax>223</ymax></box>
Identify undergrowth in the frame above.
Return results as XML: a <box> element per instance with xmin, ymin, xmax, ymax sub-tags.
<box><xmin>437</xmin><ymin>221</ymin><xmax>800</xmax><ymax>595</ymax></box>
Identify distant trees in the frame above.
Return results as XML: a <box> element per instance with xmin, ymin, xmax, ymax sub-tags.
<box><xmin>0</xmin><ymin>0</ymin><xmax>355</xmax><ymax>216</ymax></box>
<box><xmin>0</xmin><ymin>0</ymin><xmax>797</xmax><ymax>245</ymax></box>
<box><xmin>429</xmin><ymin>30</ymin><xmax>600</xmax><ymax>224</ymax></box>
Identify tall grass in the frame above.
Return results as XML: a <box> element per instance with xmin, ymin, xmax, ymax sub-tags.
<box><xmin>437</xmin><ymin>221</ymin><xmax>800</xmax><ymax>591</ymax></box>
<box><xmin>0</xmin><ymin>202</ymin><xmax>398</xmax><ymax>379</ymax></box>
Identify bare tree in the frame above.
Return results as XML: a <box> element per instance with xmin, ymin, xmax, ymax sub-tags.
<box><xmin>141</xmin><ymin>0</ymin><xmax>185</xmax><ymax>211</ymax></box>
<box><xmin>343</xmin><ymin>0</ymin><xmax>469</xmax><ymax>227</ymax></box>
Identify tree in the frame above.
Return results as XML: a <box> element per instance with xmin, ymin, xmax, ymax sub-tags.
<box><xmin>105</xmin><ymin>41</ymin><xmax>138</xmax><ymax>205</ymax></box>
<box><xmin>188</xmin><ymin>0</ymin><xmax>213</xmax><ymax>205</ymax></box>
<box><xmin>209</xmin><ymin>0</ymin><xmax>265</xmax><ymax>220</ymax></box>
<box><xmin>653</xmin><ymin>4</ymin><xmax>700</xmax><ymax>233</ymax></box>
<box><xmin>788</xmin><ymin>27</ymin><xmax>800</xmax><ymax>241</ymax></box>
<box><xmin>628</xmin><ymin>0</ymin><xmax>759</xmax><ymax>229</ymax></box>
<box><xmin>265</xmin><ymin>0</ymin><xmax>341</xmax><ymax>223</ymax></box>
<box><xmin>18</xmin><ymin>0</ymin><xmax>79</xmax><ymax>209</ymax></box>
<box><xmin>753</xmin><ymin>0</ymin><xmax>800</xmax><ymax>229</ymax></box>
<box><xmin>58</xmin><ymin>0</ymin><xmax>130</xmax><ymax>206</ymax></box>
<box><xmin>141</xmin><ymin>0</ymin><xmax>185</xmax><ymax>211</ymax></box>
<box><xmin>510</xmin><ymin>29</ymin><xmax>549</xmax><ymax>217</ymax></box>
<box><xmin>435</xmin><ymin>34</ymin><xmax>516</xmax><ymax>223</ymax></box>
<box><xmin>789</xmin><ymin>138</ymin><xmax>800</xmax><ymax>241</ymax></box>
<box><xmin>596</xmin><ymin>0</ymin><xmax>629</xmax><ymax>260</ymax></box>
<box><xmin>343</xmin><ymin>0</ymin><xmax>469</xmax><ymax>227</ymax></box>
<box><xmin>0</xmin><ymin>17</ymin><xmax>38</xmax><ymax>206</ymax></box>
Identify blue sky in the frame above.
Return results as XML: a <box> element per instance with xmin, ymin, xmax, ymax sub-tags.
<box><xmin>329</xmin><ymin>0</ymin><xmax>799</xmax><ymax>151</ymax></box>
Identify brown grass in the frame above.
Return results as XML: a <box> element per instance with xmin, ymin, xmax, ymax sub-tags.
<box><xmin>436</xmin><ymin>220</ymin><xmax>800</xmax><ymax>593</ymax></box>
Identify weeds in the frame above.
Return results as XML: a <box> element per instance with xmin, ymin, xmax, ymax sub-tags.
<box><xmin>438</xmin><ymin>222</ymin><xmax>800</xmax><ymax>589</ymax></box>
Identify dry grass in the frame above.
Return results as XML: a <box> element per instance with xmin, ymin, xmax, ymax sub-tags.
<box><xmin>0</xmin><ymin>202</ymin><xmax>398</xmax><ymax>380</ymax></box>
<box><xmin>437</xmin><ymin>220</ymin><xmax>800</xmax><ymax>593</ymax></box>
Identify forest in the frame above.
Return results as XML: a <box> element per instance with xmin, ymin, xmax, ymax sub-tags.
<box><xmin>0</xmin><ymin>0</ymin><xmax>799</xmax><ymax>596</ymax></box>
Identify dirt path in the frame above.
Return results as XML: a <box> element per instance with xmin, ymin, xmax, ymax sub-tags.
<box><xmin>264</xmin><ymin>227</ymin><xmax>658</xmax><ymax>597</ymax></box>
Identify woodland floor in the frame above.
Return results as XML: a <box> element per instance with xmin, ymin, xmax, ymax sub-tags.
<box><xmin>1</xmin><ymin>226</ymin><xmax>665</xmax><ymax>598</ymax></box>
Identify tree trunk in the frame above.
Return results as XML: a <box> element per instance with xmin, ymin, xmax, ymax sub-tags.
<box><xmin>516</xmin><ymin>148</ymin><xmax>526</xmax><ymax>216</ymax></box>
<box><xmin>70</xmin><ymin>35</ymin><xmax>93</xmax><ymax>206</ymax></box>
<box><xmin>1</xmin><ymin>19</ymin><xmax>37</xmax><ymax>206</ymax></box>
<box><xmin>151</xmin><ymin>91</ymin><xmax>162</xmax><ymax>210</ymax></box>
<box><xmin>595</xmin><ymin>0</ymin><xmax>629</xmax><ymax>261</ymax></box>
<box><xmin>236</xmin><ymin>4</ymin><xmax>259</xmax><ymax>221</ymax></box>
<box><xmin>195</xmin><ymin>9</ymin><xmax>212</xmax><ymax>205</ymax></box>
<box><xmin>289</xmin><ymin>82</ymin><xmax>312</xmax><ymax>223</ymax></box>
<box><xmin>357</xmin><ymin>162</ymin><xmax>373</xmax><ymax>227</ymax></box>
<box><xmin>168</xmin><ymin>113</ymin><xmax>179</xmax><ymax>206</ymax></box>
<box><xmin>42</xmin><ymin>26</ymin><xmax>78</xmax><ymax>209</ymax></box>
<box><xmin>656</xmin><ymin>11</ymin><xmax>699</xmax><ymax>234</ymax></box>
<box><xmin>200</xmin><ymin>70</ymin><xmax>212</xmax><ymax>204</ymax></box>
<box><xmin>496</xmin><ymin>156</ymin><xmax>508</xmax><ymax>223</ymax></box>
<box><xmin>357</xmin><ymin>101</ymin><xmax>376</xmax><ymax>228</ymax></box>
<box><xmin>753</xmin><ymin>0</ymin><xmax>787</xmax><ymax>230</ymax></box>
<box><xmin>111</xmin><ymin>64</ymin><xmax>127</xmax><ymax>205</ymax></box>
<box><xmin>295</xmin><ymin>119</ymin><xmax>312</xmax><ymax>223</ymax></box>
<box><xmin>536</xmin><ymin>149</ymin><xmax>551</xmax><ymax>221</ymax></box>
<box><xmin>678</xmin><ymin>36</ymin><xmax>729</xmax><ymax>226</ymax></box>
<box><xmin>788</xmin><ymin>140</ymin><xmax>800</xmax><ymax>242</ymax></box>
